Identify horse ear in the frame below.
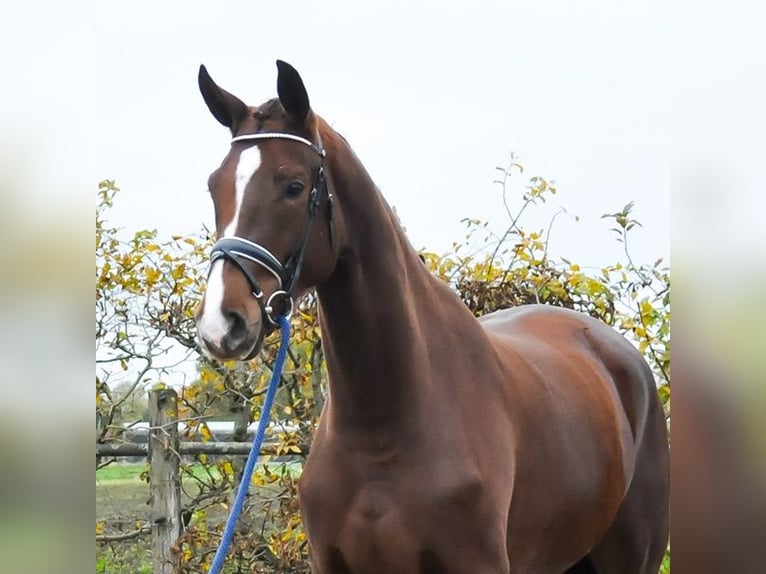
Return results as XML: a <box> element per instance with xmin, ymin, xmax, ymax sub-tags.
<box><xmin>198</xmin><ymin>65</ymin><xmax>248</xmax><ymax>132</ymax></box>
<box><xmin>276</xmin><ymin>60</ymin><xmax>310</xmax><ymax>123</ymax></box>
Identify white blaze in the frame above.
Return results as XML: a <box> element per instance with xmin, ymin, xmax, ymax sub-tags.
<box><xmin>226</xmin><ymin>145</ymin><xmax>262</xmax><ymax>237</ymax></box>
<box><xmin>198</xmin><ymin>146</ymin><xmax>262</xmax><ymax>348</ymax></box>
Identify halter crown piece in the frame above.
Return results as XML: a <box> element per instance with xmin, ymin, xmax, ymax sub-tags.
<box><xmin>209</xmin><ymin>132</ymin><xmax>334</xmax><ymax>329</ymax></box>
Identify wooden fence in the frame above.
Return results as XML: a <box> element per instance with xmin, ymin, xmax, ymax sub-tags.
<box><xmin>96</xmin><ymin>389</ymin><xmax>305</xmax><ymax>574</ymax></box>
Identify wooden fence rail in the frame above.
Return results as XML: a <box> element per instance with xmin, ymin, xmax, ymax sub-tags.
<box><xmin>96</xmin><ymin>441</ymin><xmax>308</xmax><ymax>457</ymax></box>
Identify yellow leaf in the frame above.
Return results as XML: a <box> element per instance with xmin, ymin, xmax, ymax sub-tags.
<box><xmin>144</xmin><ymin>267</ymin><xmax>161</xmax><ymax>285</ymax></box>
<box><xmin>171</xmin><ymin>263</ymin><xmax>187</xmax><ymax>280</ymax></box>
<box><xmin>640</xmin><ymin>299</ymin><xmax>654</xmax><ymax>321</ymax></box>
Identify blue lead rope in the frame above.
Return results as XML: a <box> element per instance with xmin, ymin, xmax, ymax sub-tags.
<box><xmin>207</xmin><ymin>315</ymin><xmax>291</xmax><ymax>574</ymax></box>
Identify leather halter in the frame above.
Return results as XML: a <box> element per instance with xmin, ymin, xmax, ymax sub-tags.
<box><xmin>209</xmin><ymin>132</ymin><xmax>334</xmax><ymax>336</ymax></box>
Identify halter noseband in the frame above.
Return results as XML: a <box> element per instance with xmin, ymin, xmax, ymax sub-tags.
<box><xmin>209</xmin><ymin>132</ymin><xmax>334</xmax><ymax>334</ymax></box>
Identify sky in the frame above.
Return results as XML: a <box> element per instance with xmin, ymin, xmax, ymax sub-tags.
<box><xmin>83</xmin><ymin>0</ymin><xmax>671</xmax><ymax>268</ymax></box>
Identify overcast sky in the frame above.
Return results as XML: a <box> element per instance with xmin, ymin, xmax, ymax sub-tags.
<box><xmin>73</xmin><ymin>0</ymin><xmax>673</xmax><ymax>269</ymax></box>
<box><xmin>2</xmin><ymin>0</ymin><xmax>763</xmax><ymax>273</ymax></box>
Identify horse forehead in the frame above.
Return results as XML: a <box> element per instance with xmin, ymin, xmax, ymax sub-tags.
<box><xmin>234</xmin><ymin>145</ymin><xmax>263</xmax><ymax>182</ymax></box>
<box><xmin>214</xmin><ymin>145</ymin><xmax>261</xmax><ymax>237</ymax></box>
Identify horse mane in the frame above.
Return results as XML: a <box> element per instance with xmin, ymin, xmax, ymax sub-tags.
<box><xmin>252</xmin><ymin>98</ymin><xmax>283</xmax><ymax>129</ymax></box>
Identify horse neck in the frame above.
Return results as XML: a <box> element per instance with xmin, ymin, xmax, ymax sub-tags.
<box><xmin>314</xmin><ymin>123</ymin><xmax>474</xmax><ymax>433</ymax></box>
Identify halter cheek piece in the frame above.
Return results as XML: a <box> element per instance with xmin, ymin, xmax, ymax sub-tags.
<box><xmin>209</xmin><ymin>132</ymin><xmax>334</xmax><ymax>336</ymax></box>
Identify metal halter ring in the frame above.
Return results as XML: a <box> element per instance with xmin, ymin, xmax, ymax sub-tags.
<box><xmin>264</xmin><ymin>290</ymin><xmax>294</xmax><ymax>326</ymax></box>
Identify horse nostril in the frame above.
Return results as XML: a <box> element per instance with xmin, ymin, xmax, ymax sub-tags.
<box><xmin>223</xmin><ymin>310</ymin><xmax>248</xmax><ymax>351</ymax></box>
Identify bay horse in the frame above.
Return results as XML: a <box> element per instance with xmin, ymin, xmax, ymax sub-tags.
<box><xmin>195</xmin><ymin>60</ymin><xmax>669</xmax><ymax>574</ymax></box>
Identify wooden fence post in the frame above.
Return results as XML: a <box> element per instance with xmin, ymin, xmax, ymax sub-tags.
<box><xmin>149</xmin><ymin>388</ymin><xmax>181</xmax><ymax>574</ymax></box>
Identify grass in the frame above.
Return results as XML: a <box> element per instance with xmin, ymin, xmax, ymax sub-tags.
<box><xmin>96</xmin><ymin>460</ymin><xmax>304</xmax><ymax>572</ymax></box>
<box><xmin>96</xmin><ymin>461</ymin><xmax>215</xmax><ymax>485</ymax></box>
<box><xmin>97</xmin><ymin>462</ymin><xmax>147</xmax><ymax>483</ymax></box>
<box><xmin>97</xmin><ymin>462</ymin><xmax>207</xmax><ymax>573</ymax></box>
<box><xmin>96</xmin><ymin>461</ymin><xmax>225</xmax><ymax>531</ymax></box>
<box><xmin>96</xmin><ymin>544</ymin><xmax>152</xmax><ymax>574</ymax></box>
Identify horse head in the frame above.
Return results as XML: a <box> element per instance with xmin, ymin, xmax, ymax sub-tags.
<box><xmin>196</xmin><ymin>61</ymin><xmax>338</xmax><ymax>361</ymax></box>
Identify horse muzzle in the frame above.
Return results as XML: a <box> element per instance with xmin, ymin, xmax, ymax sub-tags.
<box><xmin>196</xmin><ymin>307</ymin><xmax>265</xmax><ymax>361</ymax></box>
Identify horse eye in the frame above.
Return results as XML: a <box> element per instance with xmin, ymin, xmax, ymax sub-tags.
<box><xmin>285</xmin><ymin>182</ymin><xmax>305</xmax><ymax>198</ymax></box>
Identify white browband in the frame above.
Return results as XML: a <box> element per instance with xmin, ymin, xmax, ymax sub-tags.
<box><xmin>230</xmin><ymin>132</ymin><xmax>325</xmax><ymax>157</ymax></box>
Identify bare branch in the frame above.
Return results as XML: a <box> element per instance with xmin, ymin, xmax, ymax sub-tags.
<box><xmin>96</xmin><ymin>524</ymin><xmax>151</xmax><ymax>542</ymax></box>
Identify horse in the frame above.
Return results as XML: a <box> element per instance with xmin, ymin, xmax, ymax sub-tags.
<box><xmin>194</xmin><ymin>60</ymin><xmax>669</xmax><ymax>574</ymax></box>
